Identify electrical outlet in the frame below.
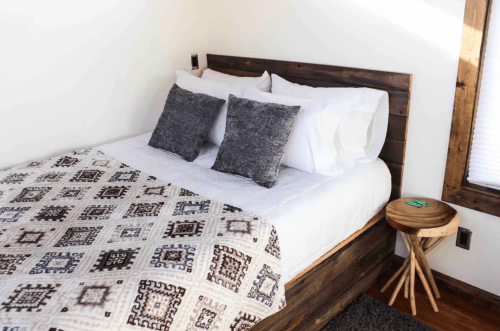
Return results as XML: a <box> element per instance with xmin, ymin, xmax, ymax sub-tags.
<box><xmin>456</xmin><ymin>227</ymin><xmax>472</xmax><ymax>250</ymax></box>
<box><xmin>191</xmin><ymin>54</ymin><xmax>199</xmax><ymax>70</ymax></box>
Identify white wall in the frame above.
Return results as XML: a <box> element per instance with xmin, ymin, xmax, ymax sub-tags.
<box><xmin>0</xmin><ymin>0</ymin><xmax>208</xmax><ymax>170</ymax></box>
<box><xmin>205</xmin><ymin>0</ymin><xmax>500</xmax><ymax>296</ymax></box>
<box><xmin>3</xmin><ymin>0</ymin><xmax>499</xmax><ymax>296</ymax></box>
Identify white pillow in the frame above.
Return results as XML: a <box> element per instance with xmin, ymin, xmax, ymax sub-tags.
<box><xmin>242</xmin><ymin>87</ymin><xmax>354</xmax><ymax>176</ymax></box>
<box><xmin>271</xmin><ymin>74</ymin><xmax>389</xmax><ymax>163</ymax></box>
<box><xmin>202</xmin><ymin>68</ymin><xmax>272</xmax><ymax>92</ymax></box>
<box><xmin>175</xmin><ymin>70</ymin><xmax>248</xmax><ymax>146</ymax></box>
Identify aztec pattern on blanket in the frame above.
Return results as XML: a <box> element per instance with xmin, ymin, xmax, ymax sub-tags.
<box><xmin>0</xmin><ymin>148</ymin><xmax>285</xmax><ymax>331</ymax></box>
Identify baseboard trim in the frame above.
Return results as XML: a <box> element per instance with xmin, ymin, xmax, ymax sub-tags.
<box><xmin>392</xmin><ymin>254</ymin><xmax>500</xmax><ymax>315</ymax></box>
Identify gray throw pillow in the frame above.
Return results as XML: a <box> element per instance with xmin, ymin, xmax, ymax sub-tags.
<box><xmin>212</xmin><ymin>94</ymin><xmax>300</xmax><ymax>188</ymax></box>
<box><xmin>149</xmin><ymin>84</ymin><xmax>226</xmax><ymax>162</ymax></box>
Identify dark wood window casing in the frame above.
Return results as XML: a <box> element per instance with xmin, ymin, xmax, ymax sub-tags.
<box><xmin>442</xmin><ymin>0</ymin><xmax>500</xmax><ymax>217</ymax></box>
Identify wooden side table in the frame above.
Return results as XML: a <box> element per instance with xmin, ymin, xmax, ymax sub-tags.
<box><xmin>381</xmin><ymin>197</ymin><xmax>459</xmax><ymax>316</ymax></box>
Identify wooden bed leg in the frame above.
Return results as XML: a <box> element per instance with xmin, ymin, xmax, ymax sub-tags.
<box><xmin>410</xmin><ymin>247</ymin><xmax>417</xmax><ymax>315</ymax></box>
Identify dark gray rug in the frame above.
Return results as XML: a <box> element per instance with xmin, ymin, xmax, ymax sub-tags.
<box><xmin>321</xmin><ymin>294</ymin><xmax>436</xmax><ymax>331</ymax></box>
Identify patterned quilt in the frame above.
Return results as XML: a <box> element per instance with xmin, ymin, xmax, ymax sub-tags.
<box><xmin>0</xmin><ymin>148</ymin><xmax>285</xmax><ymax>331</ymax></box>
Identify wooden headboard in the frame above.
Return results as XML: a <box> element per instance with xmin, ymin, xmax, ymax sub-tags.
<box><xmin>207</xmin><ymin>54</ymin><xmax>412</xmax><ymax>201</ymax></box>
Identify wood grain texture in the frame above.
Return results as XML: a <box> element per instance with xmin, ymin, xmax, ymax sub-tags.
<box><xmin>285</xmin><ymin>208</ymin><xmax>384</xmax><ymax>290</ymax></box>
<box><xmin>285</xmin><ymin>210</ymin><xmax>387</xmax><ymax>291</ymax></box>
<box><xmin>207</xmin><ymin>54</ymin><xmax>411</xmax><ymax>91</ymax></box>
<box><xmin>285</xmin><ymin>240</ymin><xmax>393</xmax><ymax>331</ymax></box>
<box><xmin>384</xmin><ymin>208</ymin><xmax>463</xmax><ymax>317</ymax></box>
<box><xmin>417</xmin><ymin>215</ymin><xmax>459</xmax><ymax>238</ymax></box>
<box><xmin>442</xmin><ymin>0</ymin><xmax>500</xmax><ymax>217</ymax></box>
<box><xmin>387</xmin><ymin>114</ymin><xmax>407</xmax><ymax>140</ymax></box>
<box><xmin>269</xmin><ymin>76</ymin><xmax>410</xmax><ymax>117</ymax></box>
<box><xmin>386</xmin><ymin>161</ymin><xmax>403</xmax><ymax>187</ymax></box>
<box><xmin>294</xmin><ymin>258</ymin><xmax>393</xmax><ymax>331</ymax></box>
<box><xmin>384</xmin><ymin>233</ymin><xmax>444</xmax><ymax>305</ymax></box>
<box><xmin>443</xmin><ymin>0</ymin><xmax>490</xmax><ymax>197</ymax></box>
<box><xmin>368</xmin><ymin>255</ymin><xmax>500</xmax><ymax>331</ymax></box>
<box><xmin>379</xmin><ymin>138</ymin><xmax>405</xmax><ymax>164</ymax></box>
<box><xmin>209</xmin><ymin>63</ymin><xmax>411</xmax><ymax>117</ymax></box>
<box><xmin>251</xmin><ymin>217</ymin><xmax>396</xmax><ymax>331</ymax></box>
<box><xmin>389</xmin><ymin>262</ymin><xmax>409</xmax><ymax>306</ymax></box>
<box><xmin>430</xmin><ymin>266</ymin><xmax>500</xmax><ymax>317</ymax></box>
<box><xmin>404</xmin><ymin>273</ymin><xmax>409</xmax><ymax>298</ymax></box>
<box><xmin>207</xmin><ymin>54</ymin><xmax>412</xmax><ymax>200</ymax></box>
<box><xmin>414</xmin><ymin>255</ymin><xmax>439</xmax><ymax>312</ymax></box>
<box><xmin>381</xmin><ymin>255</ymin><xmax>410</xmax><ymax>294</ymax></box>
<box><xmin>285</xmin><ymin>230</ymin><xmax>395</xmax><ymax>309</ymax></box>
<box><xmin>410</xmin><ymin>247</ymin><xmax>416</xmax><ymax>315</ymax></box>
<box><xmin>446</xmin><ymin>185</ymin><xmax>500</xmax><ymax>217</ymax></box>
<box><xmin>390</xmin><ymin>185</ymin><xmax>402</xmax><ymax>202</ymax></box>
<box><xmin>386</xmin><ymin>198</ymin><xmax>458</xmax><ymax>235</ymax></box>
<box><xmin>409</xmin><ymin>234</ymin><xmax>441</xmax><ymax>300</ymax></box>
<box><xmin>391</xmin><ymin>254</ymin><xmax>500</xmax><ymax>316</ymax></box>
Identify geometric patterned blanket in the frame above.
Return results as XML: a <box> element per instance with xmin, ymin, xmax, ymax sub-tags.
<box><xmin>0</xmin><ymin>148</ymin><xmax>285</xmax><ymax>331</ymax></box>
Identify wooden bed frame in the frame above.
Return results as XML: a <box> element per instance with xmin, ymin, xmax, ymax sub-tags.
<box><xmin>206</xmin><ymin>54</ymin><xmax>412</xmax><ymax>331</ymax></box>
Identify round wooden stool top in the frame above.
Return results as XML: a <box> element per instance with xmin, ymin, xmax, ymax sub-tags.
<box><xmin>386</xmin><ymin>197</ymin><xmax>459</xmax><ymax>237</ymax></box>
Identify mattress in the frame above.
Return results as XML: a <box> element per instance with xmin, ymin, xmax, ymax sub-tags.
<box><xmin>100</xmin><ymin>133</ymin><xmax>391</xmax><ymax>283</ymax></box>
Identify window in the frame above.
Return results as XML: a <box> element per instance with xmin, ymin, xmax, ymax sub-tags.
<box><xmin>467</xmin><ymin>0</ymin><xmax>500</xmax><ymax>190</ymax></box>
<box><xmin>442</xmin><ymin>0</ymin><xmax>500</xmax><ymax>217</ymax></box>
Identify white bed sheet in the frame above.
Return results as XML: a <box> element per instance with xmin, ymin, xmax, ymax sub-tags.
<box><xmin>99</xmin><ymin>133</ymin><xmax>391</xmax><ymax>283</ymax></box>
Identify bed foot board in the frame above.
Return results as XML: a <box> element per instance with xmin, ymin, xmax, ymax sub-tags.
<box><xmin>295</xmin><ymin>255</ymin><xmax>393</xmax><ymax>330</ymax></box>
<box><xmin>253</xmin><ymin>219</ymin><xmax>396</xmax><ymax>331</ymax></box>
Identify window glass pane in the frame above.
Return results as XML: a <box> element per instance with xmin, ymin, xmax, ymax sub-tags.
<box><xmin>468</xmin><ymin>0</ymin><xmax>500</xmax><ymax>190</ymax></box>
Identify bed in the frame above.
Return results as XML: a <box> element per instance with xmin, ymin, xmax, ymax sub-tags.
<box><xmin>101</xmin><ymin>54</ymin><xmax>412</xmax><ymax>330</ymax></box>
<box><xmin>100</xmin><ymin>132</ymin><xmax>392</xmax><ymax>286</ymax></box>
<box><xmin>0</xmin><ymin>54</ymin><xmax>411</xmax><ymax>331</ymax></box>
<box><xmin>201</xmin><ymin>54</ymin><xmax>411</xmax><ymax>331</ymax></box>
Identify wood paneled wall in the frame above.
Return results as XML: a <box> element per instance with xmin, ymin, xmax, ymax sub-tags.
<box><xmin>207</xmin><ymin>54</ymin><xmax>412</xmax><ymax>200</ymax></box>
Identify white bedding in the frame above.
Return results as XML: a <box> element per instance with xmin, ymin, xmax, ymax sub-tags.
<box><xmin>100</xmin><ymin>133</ymin><xmax>391</xmax><ymax>283</ymax></box>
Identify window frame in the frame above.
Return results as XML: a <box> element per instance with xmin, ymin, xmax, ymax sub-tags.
<box><xmin>442</xmin><ymin>0</ymin><xmax>500</xmax><ymax>217</ymax></box>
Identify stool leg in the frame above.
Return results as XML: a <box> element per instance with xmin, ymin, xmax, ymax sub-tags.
<box><xmin>401</xmin><ymin>232</ymin><xmax>411</xmax><ymax>251</ymax></box>
<box><xmin>401</xmin><ymin>232</ymin><xmax>412</xmax><ymax>300</ymax></box>
<box><xmin>423</xmin><ymin>237</ymin><xmax>433</xmax><ymax>250</ymax></box>
<box><xmin>404</xmin><ymin>274</ymin><xmax>409</xmax><ymax>298</ymax></box>
<box><xmin>381</xmin><ymin>257</ymin><xmax>410</xmax><ymax>293</ymax></box>
<box><xmin>410</xmin><ymin>246</ymin><xmax>417</xmax><ymax>315</ymax></box>
<box><xmin>415</xmin><ymin>258</ymin><xmax>439</xmax><ymax>312</ymax></box>
<box><xmin>410</xmin><ymin>235</ymin><xmax>441</xmax><ymax>299</ymax></box>
<box><xmin>401</xmin><ymin>232</ymin><xmax>411</xmax><ymax>300</ymax></box>
<box><xmin>424</xmin><ymin>236</ymin><xmax>446</xmax><ymax>254</ymax></box>
<box><xmin>389</xmin><ymin>265</ymin><xmax>410</xmax><ymax>306</ymax></box>
<box><xmin>381</xmin><ymin>232</ymin><xmax>411</xmax><ymax>293</ymax></box>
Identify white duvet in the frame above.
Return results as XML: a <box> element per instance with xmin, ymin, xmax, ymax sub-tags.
<box><xmin>100</xmin><ymin>133</ymin><xmax>391</xmax><ymax>283</ymax></box>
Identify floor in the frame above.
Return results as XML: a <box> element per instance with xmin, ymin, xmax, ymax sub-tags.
<box><xmin>366</xmin><ymin>265</ymin><xmax>500</xmax><ymax>331</ymax></box>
